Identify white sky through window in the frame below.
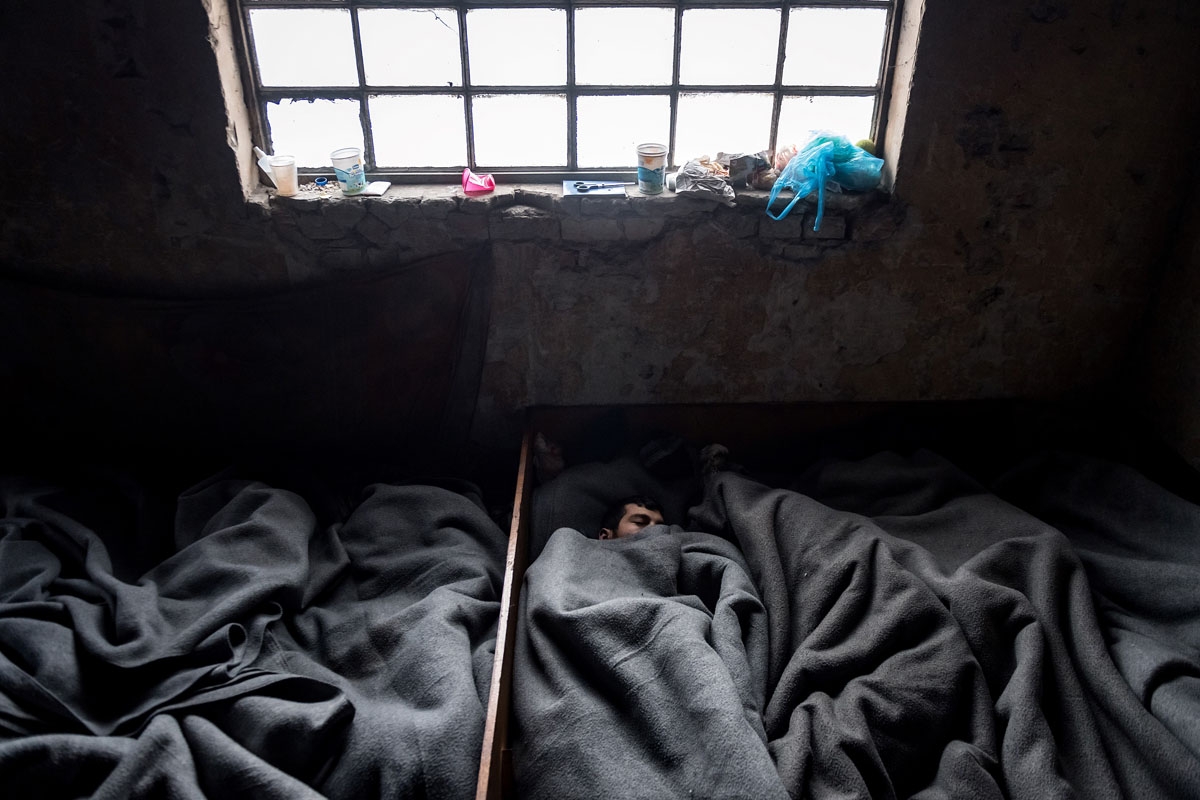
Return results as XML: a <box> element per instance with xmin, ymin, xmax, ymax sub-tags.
<box><xmin>467</xmin><ymin>9</ymin><xmax>566</xmax><ymax>86</ymax></box>
<box><xmin>359</xmin><ymin>9</ymin><xmax>462</xmax><ymax>87</ymax></box>
<box><xmin>371</xmin><ymin>95</ymin><xmax>468</xmax><ymax>168</ymax></box>
<box><xmin>778</xmin><ymin>96</ymin><xmax>877</xmax><ymax>145</ymax></box>
<box><xmin>577</xmin><ymin>96</ymin><xmax>672</xmax><ymax>167</ymax></box>
<box><xmin>473</xmin><ymin>95</ymin><xmax>567</xmax><ymax>167</ymax></box>
<box><xmin>784</xmin><ymin>8</ymin><xmax>888</xmax><ymax>87</ymax></box>
<box><xmin>248</xmin><ymin>4</ymin><xmax>889</xmax><ymax>170</ymax></box>
<box><xmin>676</xmin><ymin>93</ymin><xmax>775</xmax><ymax>160</ymax></box>
<box><xmin>680</xmin><ymin>9</ymin><xmax>781</xmax><ymax>85</ymax></box>
<box><xmin>576</xmin><ymin>8</ymin><xmax>674</xmax><ymax>86</ymax></box>
<box><xmin>267</xmin><ymin>99</ymin><xmax>364</xmax><ymax>167</ymax></box>
<box><xmin>250</xmin><ymin>9</ymin><xmax>358</xmax><ymax>87</ymax></box>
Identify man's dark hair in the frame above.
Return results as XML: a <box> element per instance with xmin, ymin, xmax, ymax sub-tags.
<box><xmin>601</xmin><ymin>495</ymin><xmax>664</xmax><ymax>532</ymax></box>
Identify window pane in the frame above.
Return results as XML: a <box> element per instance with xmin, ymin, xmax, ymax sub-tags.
<box><xmin>778</xmin><ymin>95</ymin><xmax>876</xmax><ymax>144</ymax></box>
<box><xmin>473</xmin><ymin>95</ymin><xmax>566</xmax><ymax>167</ymax></box>
<box><xmin>371</xmin><ymin>95</ymin><xmax>467</xmax><ymax>168</ymax></box>
<box><xmin>676</xmin><ymin>93</ymin><xmax>773</xmax><ymax>161</ymax></box>
<box><xmin>359</xmin><ymin>9</ymin><xmax>462</xmax><ymax>87</ymax></box>
<box><xmin>576</xmin><ymin>8</ymin><xmax>674</xmax><ymax>86</ymax></box>
<box><xmin>249</xmin><ymin>9</ymin><xmax>358</xmax><ymax>87</ymax></box>
<box><xmin>577</xmin><ymin>95</ymin><xmax>671</xmax><ymax>168</ymax></box>
<box><xmin>467</xmin><ymin>9</ymin><xmax>565</xmax><ymax>86</ymax></box>
<box><xmin>784</xmin><ymin>8</ymin><xmax>888</xmax><ymax>87</ymax></box>
<box><xmin>680</xmin><ymin>9</ymin><xmax>780</xmax><ymax>85</ymax></box>
<box><xmin>267</xmin><ymin>98</ymin><xmax>364</xmax><ymax>168</ymax></box>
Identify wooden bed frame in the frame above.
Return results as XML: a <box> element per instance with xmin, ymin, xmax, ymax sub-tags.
<box><xmin>476</xmin><ymin>425</ymin><xmax>534</xmax><ymax>800</ymax></box>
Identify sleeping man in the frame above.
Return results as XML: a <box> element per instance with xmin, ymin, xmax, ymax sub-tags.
<box><xmin>514</xmin><ymin>484</ymin><xmax>784</xmax><ymax>800</ymax></box>
<box><xmin>597</xmin><ymin>495</ymin><xmax>665</xmax><ymax>540</ymax></box>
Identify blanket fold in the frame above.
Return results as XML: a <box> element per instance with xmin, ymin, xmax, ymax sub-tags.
<box><xmin>0</xmin><ymin>472</ymin><xmax>505</xmax><ymax>800</ymax></box>
<box><xmin>513</xmin><ymin>526</ymin><xmax>786</xmax><ymax>800</ymax></box>
<box><xmin>696</xmin><ymin>451</ymin><xmax>1200</xmax><ymax>799</ymax></box>
<box><xmin>518</xmin><ymin>447</ymin><xmax>1200</xmax><ymax>800</ymax></box>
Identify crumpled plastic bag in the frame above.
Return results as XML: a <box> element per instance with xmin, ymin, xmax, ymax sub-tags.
<box><xmin>462</xmin><ymin>168</ymin><xmax>495</xmax><ymax>194</ymax></box>
<box><xmin>765</xmin><ymin>131</ymin><xmax>883</xmax><ymax>230</ymax></box>
<box><xmin>773</xmin><ymin>144</ymin><xmax>798</xmax><ymax>171</ymax></box>
<box><xmin>675</xmin><ymin>158</ymin><xmax>736</xmax><ymax>206</ymax></box>
<box><xmin>725</xmin><ymin>151</ymin><xmax>777</xmax><ymax>189</ymax></box>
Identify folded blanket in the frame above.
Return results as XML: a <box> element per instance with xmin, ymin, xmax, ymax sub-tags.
<box><xmin>992</xmin><ymin>452</ymin><xmax>1200</xmax><ymax>763</ymax></box>
<box><xmin>693</xmin><ymin>450</ymin><xmax>1200</xmax><ymax>799</ymax></box>
<box><xmin>0</xmin><ymin>472</ymin><xmax>505</xmax><ymax>800</ymax></box>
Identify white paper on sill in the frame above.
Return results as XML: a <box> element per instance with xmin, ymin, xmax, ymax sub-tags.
<box><xmin>360</xmin><ymin>181</ymin><xmax>391</xmax><ymax>196</ymax></box>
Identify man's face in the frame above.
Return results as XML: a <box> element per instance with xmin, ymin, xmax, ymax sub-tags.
<box><xmin>600</xmin><ymin>503</ymin><xmax>665</xmax><ymax>540</ymax></box>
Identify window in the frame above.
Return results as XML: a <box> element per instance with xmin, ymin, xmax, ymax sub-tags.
<box><xmin>234</xmin><ymin>1</ymin><xmax>899</xmax><ymax>181</ymax></box>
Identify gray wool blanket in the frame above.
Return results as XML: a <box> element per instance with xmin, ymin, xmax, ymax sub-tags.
<box><xmin>0</xmin><ymin>471</ymin><xmax>506</xmax><ymax>799</ymax></box>
<box><xmin>513</xmin><ymin>526</ymin><xmax>786</xmax><ymax>800</ymax></box>
<box><xmin>514</xmin><ymin>449</ymin><xmax>1200</xmax><ymax>799</ymax></box>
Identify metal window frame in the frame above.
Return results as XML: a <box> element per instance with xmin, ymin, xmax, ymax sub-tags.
<box><xmin>230</xmin><ymin>0</ymin><xmax>900</xmax><ymax>183</ymax></box>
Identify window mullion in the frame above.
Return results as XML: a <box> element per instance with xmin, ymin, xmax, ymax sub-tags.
<box><xmin>770</xmin><ymin>1</ymin><xmax>789</xmax><ymax>157</ymax></box>
<box><xmin>872</xmin><ymin>0</ymin><xmax>903</xmax><ymax>146</ymax></box>
<box><xmin>458</xmin><ymin>2</ymin><xmax>476</xmax><ymax>169</ymax></box>
<box><xmin>349</xmin><ymin>3</ymin><xmax>376</xmax><ymax>169</ymax></box>
<box><xmin>669</xmin><ymin>2</ymin><xmax>683</xmax><ymax>167</ymax></box>
<box><xmin>566</xmin><ymin>1</ymin><xmax>578</xmax><ymax>170</ymax></box>
<box><xmin>235</xmin><ymin>2</ymin><xmax>273</xmax><ymax>158</ymax></box>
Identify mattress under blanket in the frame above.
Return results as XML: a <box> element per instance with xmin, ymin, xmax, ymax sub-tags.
<box><xmin>0</xmin><ymin>472</ymin><xmax>506</xmax><ymax>799</ymax></box>
<box><xmin>515</xmin><ymin>449</ymin><xmax>1200</xmax><ymax>799</ymax></box>
<box><xmin>513</xmin><ymin>526</ymin><xmax>785</xmax><ymax>800</ymax></box>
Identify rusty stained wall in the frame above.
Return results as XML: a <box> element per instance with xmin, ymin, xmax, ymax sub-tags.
<box><xmin>477</xmin><ymin>1</ymin><xmax>1200</xmax><ymax>446</ymax></box>
<box><xmin>2</xmin><ymin>0</ymin><xmax>1200</xmax><ymax>454</ymax></box>
<box><xmin>0</xmin><ymin>0</ymin><xmax>284</xmax><ymax>294</ymax></box>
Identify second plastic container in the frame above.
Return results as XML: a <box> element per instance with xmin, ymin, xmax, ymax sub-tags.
<box><xmin>331</xmin><ymin>147</ymin><xmax>367</xmax><ymax>195</ymax></box>
<box><xmin>269</xmin><ymin>155</ymin><xmax>298</xmax><ymax>196</ymax></box>
<box><xmin>636</xmin><ymin>143</ymin><xmax>668</xmax><ymax>195</ymax></box>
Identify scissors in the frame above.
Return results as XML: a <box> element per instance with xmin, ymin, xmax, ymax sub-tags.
<box><xmin>573</xmin><ymin>181</ymin><xmax>629</xmax><ymax>193</ymax></box>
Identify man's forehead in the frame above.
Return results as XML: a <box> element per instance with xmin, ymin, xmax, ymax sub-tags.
<box><xmin>623</xmin><ymin>503</ymin><xmax>662</xmax><ymax>518</ymax></box>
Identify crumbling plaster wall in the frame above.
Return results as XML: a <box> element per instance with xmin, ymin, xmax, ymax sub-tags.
<box><xmin>0</xmin><ymin>0</ymin><xmax>283</xmax><ymax>293</ymax></box>
<box><xmin>2</xmin><ymin>0</ymin><xmax>1199</xmax><ymax>453</ymax></box>
<box><xmin>473</xmin><ymin>0</ymin><xmax>1200</xmax><ymax>446</ymax></box>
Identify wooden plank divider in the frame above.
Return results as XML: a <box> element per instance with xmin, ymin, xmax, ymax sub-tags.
<box><xmin>476</xmin><ymin>424</ymin><xmax>534</xmax><ymax>800</ymax></box>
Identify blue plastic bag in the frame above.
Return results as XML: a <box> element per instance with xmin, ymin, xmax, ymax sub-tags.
<box><xmin>766</xmin><ymin>132</ymin><xmax>883</xmax><ymax>231</ymax></box>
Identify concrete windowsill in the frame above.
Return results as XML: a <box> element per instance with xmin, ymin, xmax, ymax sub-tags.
<box><xmin>249</xmin><ymin>182</ymin><xmax>897</xmax><ymax>274</ymax></box>
<box><xmin>254</xmin><ymin>182</ymin><xmax>886</xmax><ymax>216</ymax></box>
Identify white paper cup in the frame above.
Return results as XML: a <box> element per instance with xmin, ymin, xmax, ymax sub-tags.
<box><xmin>268</xmin><ymin>155</ymin><xmax>298</xmax><ymax>196</ymax></box>
<box><xmin>636</xmin><ymin>143</ymin><xmax>668</xmax><ymax>195</ymax></box>
<box><xmin>331</xmin><ymin>147</ymin><xmax>366</xmax><ymax>195</ymax></box>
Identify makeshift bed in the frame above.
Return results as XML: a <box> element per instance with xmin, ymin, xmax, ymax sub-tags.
<box><xmin>0</xmin><ymin>466</ymin><xmax>507</xmax><ymax>799</ymax></box>
<box><xmin>0</xmin><ymin>254</ymin><xmax>507</xmax><ymax>799</ymax></box>
<box><xmin>482</xmin><ymin>404</ymin><xmax>1200</xmax><ymax>800</ymax></box>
